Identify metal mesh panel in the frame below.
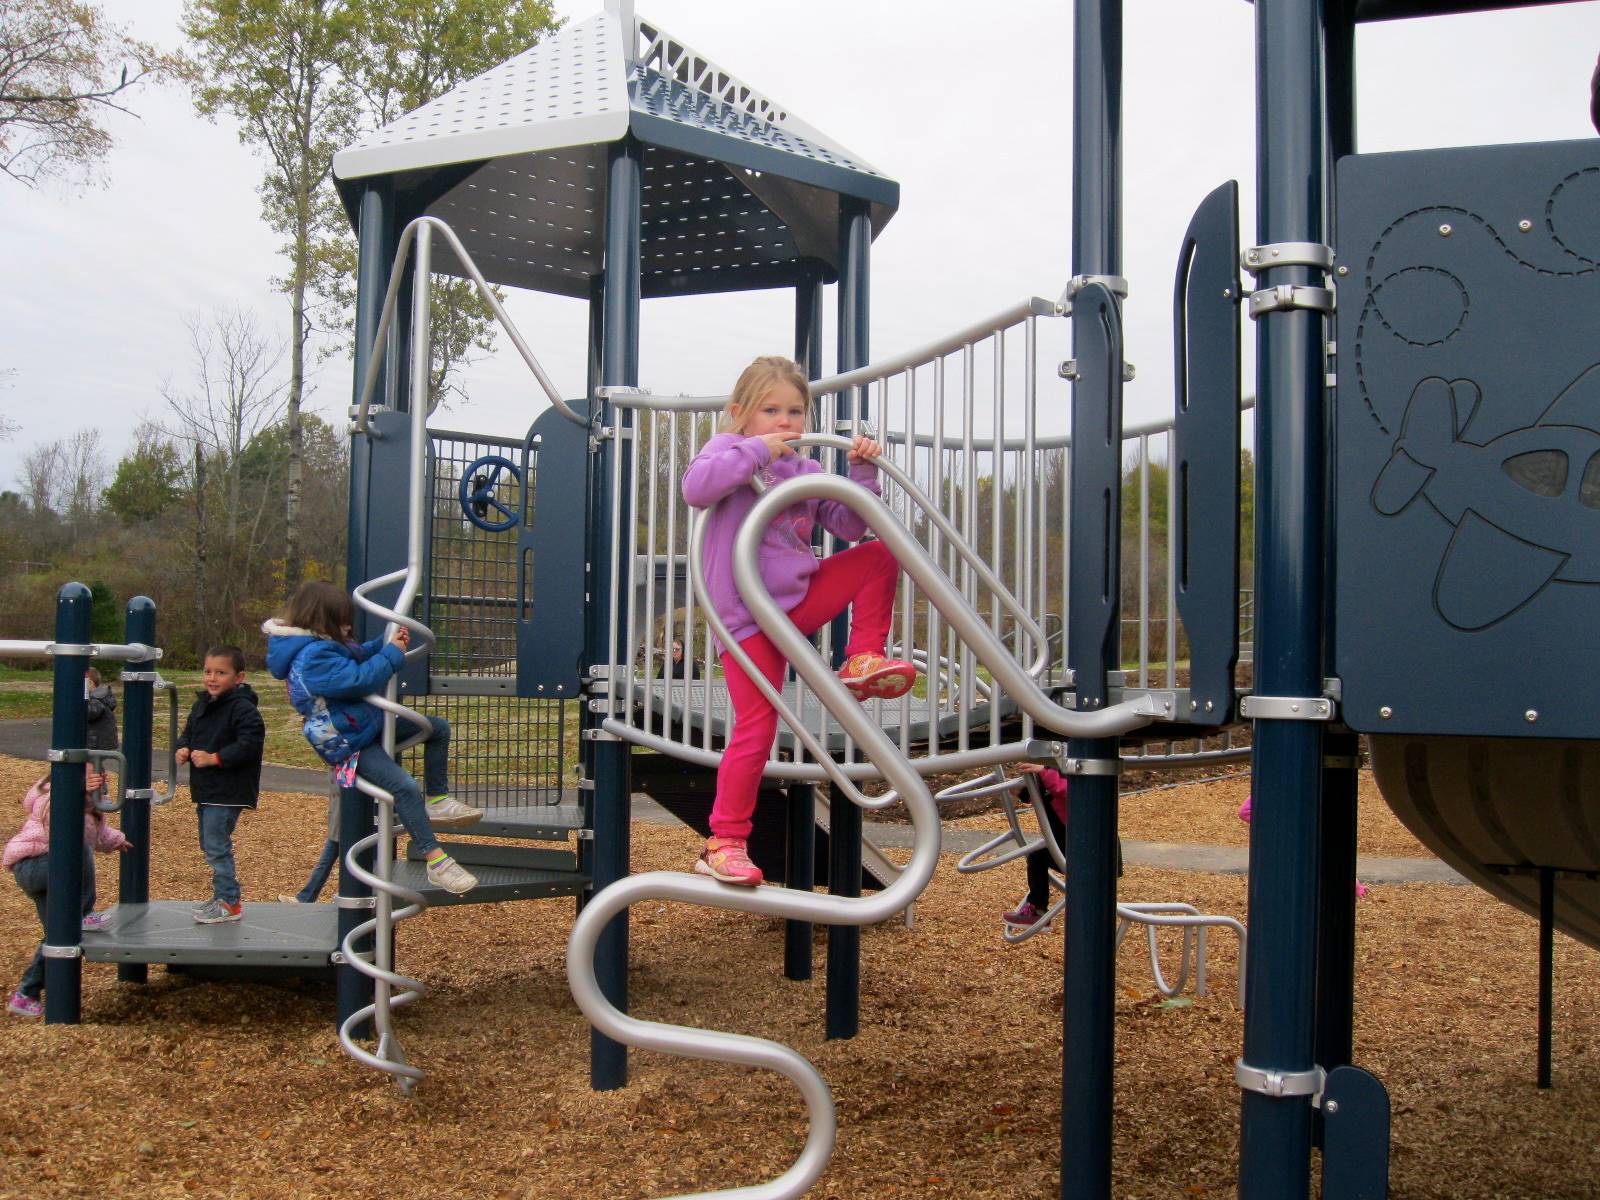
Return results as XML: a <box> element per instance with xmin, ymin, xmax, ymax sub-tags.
<box><xmin>404</xmin><ymin>691</ymin><xmax>569</xmax><ymax>809</ymax></box>
<box><xmin>408</xmin><ymin>428</ymin><xmax>569</xmax><ymax>806</ymax></box>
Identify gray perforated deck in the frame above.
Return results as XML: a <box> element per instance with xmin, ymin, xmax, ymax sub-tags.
<box><xmin>79</xmin><ymin>902</ymin><xmax>337</xmax><ymax>968</ymax></box>
<box><xmin>390</xmin><ymin>859</ymin><xmax>589</xmax><ymax>907</ymax></box>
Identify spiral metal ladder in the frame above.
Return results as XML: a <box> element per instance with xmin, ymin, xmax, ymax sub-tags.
<box><xmin>338</xmin><ymin>214</ymin><xmax>588</xmax><ymax>1090</ymax></box>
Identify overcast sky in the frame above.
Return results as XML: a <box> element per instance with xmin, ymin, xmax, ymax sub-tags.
<box><xmin>2</xmin><ymin>0</ymin><xmax>1597</xmax><ymax>494</ymax></box>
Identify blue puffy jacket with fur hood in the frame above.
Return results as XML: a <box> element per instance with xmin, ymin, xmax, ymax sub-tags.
<box><xmin>262</xmin><ymin>618</ymin><xmax>405</xmax><ymax>765</ymax></box>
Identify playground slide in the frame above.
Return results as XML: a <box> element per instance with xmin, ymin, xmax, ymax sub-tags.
<box><xmin>1370</xmin><ymin>735</ymin><xmax>1600</xmax><ymax>952</ymax></box>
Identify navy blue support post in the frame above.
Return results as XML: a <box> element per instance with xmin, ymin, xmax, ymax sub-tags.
<box><xmin>785</xmin><ymin>265</ymin><xmax>825</xmax><ymax>983</ymax></box>
<box><xmin>117</xmin><ymin>597</ymin><xmax>157</xmax><ymax>985</ymax></box>
<box><xmin>1537</xmin><ymin>866</ymin><xmax>1554</xmax><ymax>1089</ymax></box>
<box><xmin>1314</xmin><ymin>729</ymin><xmax>1360</xmax><ymax>1143</ymax></box>
<box><xmin>44</xmin><ymin>583</ymin><xmax>92</xmax><ymax>1024</ymax></box>
<box><xmin>576</xmin><ymin>273</ymin><xmax>606</xmax><ymax>920</ymax></box>
<box><xmin>1061</xmin><ymin>1</ymin><xmax>1123</xmax><ymax>1196</ymax></box>
<box><xmin>588</xmin><ymin>136</ymin><xmax>642</xmax><ymax>1090</ymax></box>
<box><xmin>1239</xmin><ymin>1</ymin><xmax>1332</xmax><ymax>1196</ymax></box>
<box><xmin>826</xmin><ymin>201</ymin><xmax>871</xmax><ymax>1042</ymax></box>
<box><xmin>337</xmin><ymin>179</ymin><xmax>394</xmax><ymax>1035</ymax></box>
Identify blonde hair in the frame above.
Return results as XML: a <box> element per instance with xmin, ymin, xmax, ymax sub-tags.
<box><xmin>718</xmin><ymin>355</ymin><xmax>811</xmax><ymax>434</ymax></box>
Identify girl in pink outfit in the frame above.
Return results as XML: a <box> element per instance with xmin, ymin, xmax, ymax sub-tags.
<box><xmin>1001</xmin><ymin>762</ymin><xmax>1071</xmax><ymax>931</ymax></box>
<box><xmin>683</xmin><ymin>355</ymin><xmax>917</xmax><ymax>886</ymax></box>
<box><xmin>4</xmin><ymin>771</ymin><xmax>130</xmax><ymax>1017</ymax></box>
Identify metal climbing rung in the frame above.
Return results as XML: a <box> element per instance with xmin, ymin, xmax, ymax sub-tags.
<box><xmin>568</xmin><ymin>465</ymin><xmax>1166</xmax><ymax>1200</ymax></box>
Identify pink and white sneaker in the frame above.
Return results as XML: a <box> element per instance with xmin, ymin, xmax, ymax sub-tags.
<box><xmin>696</xmin><ymin>837</ymin><xmax>764</xmax><ymax>886</ymax></box>
<box><xmin>7</xmin><ymin>991</ymin><xmax>42</xmax><ymax>1018</ymax></box>
<box><xmin>838</xmin><ymin>652</ymin><xmax>917</xmax><ymax>702</ymax></box>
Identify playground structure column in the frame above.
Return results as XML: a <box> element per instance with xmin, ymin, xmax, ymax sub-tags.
<box><xmin>786</xmin><ymin>264</ymin><xmax>826</xmax><ymax>984</ymax></box>
<box><xmin>118</xmin><ymin>596</ymin><xmax>156</xmax><ymax>985</ymax></box>
<box><xmin>576</xmin><ymin>273</ymin><xmax>605</xmax><ymax>919</ymax></box>
<box><xmin>589</xmin><ymin>135</ymin><xmax>642</xmax><ymax>1090</ymax></box>
<box><xmin>44</xmin><ymin>583</ymin><xmax>92</xmax><ymax>1024</ymax></box>
<box><xmin>826</xmin><ymin>199</ymin><xmax>872</xmax><ymax>1042</ymax></box>
<box><xmin>1061</xmin><ymin>0</ymin><xmax>1123</xmax><ymax>1196</ymax></box>
<box><xmin>1239</xmin><ymin>1</ymin><xmax>1331</xmax><ymax>1196</ymax></box>
<box><xmin>338</xmin><ymin>179</ymin><xmax>395</xmax><ymax>1037</ymax></box>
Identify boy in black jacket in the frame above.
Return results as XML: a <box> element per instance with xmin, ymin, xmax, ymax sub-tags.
<box><xmin>175</xmin><ymin>645</ymin><xmax>266</xmax><ymax>924</ymax></box>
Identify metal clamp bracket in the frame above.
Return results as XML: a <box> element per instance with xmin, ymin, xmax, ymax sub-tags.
<box><xmin>123</xmin><ymin>788</ymin><xmax>157</xmax><ymax>801</ymax></box>
<box><xmin>45</xmin><ymin>643</ymin><xmax>95</xmax><ymax>658</ymax></box>
<box><xmin>1248</xmin><ymin>284</ymin><xmax>1334</xmax><ymax>319</ymax></box>
<box><xmin>121</xmin><ymin>670</ymin><xmax>164</xmax><ymax>682</ymax></box>
<box><xmin>1239</xmin><ymin>694</ymin><xmax>1336</xmax><ymax>721</ymax></box>
<box><xmin>336</xmin><ymin>896</ymin><xmax>377</xmax><ymax>910</ymax></box>
<box><xmin>41</xmin><ymin>943</ymin><xmax>82</xmax><ymax>960</ymax></box>
<box><xmin>1236</xmin><ymin>1059</ymin><xmax>1326</xmax><ymax>1100</ymax></box>
<box><xmin>1062</xmin><ymin>273</ymin><xmax>1129</xmax><ymax>301</ymax></box>
<box><xmin>46</xmin><ymin>747</ymin><xmax>91</xmax><ymax>763</ymax></box>
<box><xmin>1058</xmin><ymin>757</ymin><xmax>1123</xmax><ymax>777</ymax></box>
<box><xmin>584</xmin><ymin>729</ymin><xmax>624</xmax><ymax>742</ymax></box>
<box><xmin>1240</xmin><ymin>242</ymin><xmax>1334</xmax><ymax>274</ymax></box>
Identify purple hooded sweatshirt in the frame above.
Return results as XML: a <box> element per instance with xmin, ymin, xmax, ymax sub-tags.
<box><xmin>683</xmin><ymin>432</ymin><xmax>882</xmax><ymax>649</ymax></box>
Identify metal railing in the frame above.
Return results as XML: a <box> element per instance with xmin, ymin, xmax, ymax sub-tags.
<box><xmin>600</xmin><ymin>315</ymin><xmax>1256</xmax><ymax>776</ymax></box>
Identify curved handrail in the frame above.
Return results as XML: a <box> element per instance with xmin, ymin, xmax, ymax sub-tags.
<box><xmin>351</xmin><ymin>215</ymin><xmax>585</xmax><ymax>435</ymax></box>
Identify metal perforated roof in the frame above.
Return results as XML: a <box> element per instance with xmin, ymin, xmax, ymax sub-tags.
<box><xmin>333</xmin><ymin>8</ymin><xmax>897</xmax><ymax>299</ymax></box>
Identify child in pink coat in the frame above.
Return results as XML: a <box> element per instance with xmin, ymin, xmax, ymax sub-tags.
<box><xmin>683</xmin><ymin>355</ymin><xmax>918</xmax><ymax>886</ymax></box>
<box><xmin>1001</xmin><ymin>762</ymin><xmax>1071</xmax><ymax>931</ymax></box>
<box><xmin>4</xmin><ymin>771</ymin><xmax>129</xmax><ymax>1017</ymax></box>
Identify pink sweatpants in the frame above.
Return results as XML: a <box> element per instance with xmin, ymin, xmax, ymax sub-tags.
<box><xmin>710</xmin><ymin>539</ymin><xmax>901</xmax><ymax>840</ymax></box>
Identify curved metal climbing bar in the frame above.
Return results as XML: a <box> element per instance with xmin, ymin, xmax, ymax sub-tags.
<box><xmin>568</xmin><ymin>468</ymin><xmax>1163</xmax><ymax>1200</ymax></box>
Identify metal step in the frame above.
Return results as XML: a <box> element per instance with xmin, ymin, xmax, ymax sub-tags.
<box><xmin>408</xmin><ymin>841</ymin><xmax>578</xmax><ymax>873</ymax></box>
<box><xmin>459</xmin><ymin>800</ymin><xmax>587</xmax><ymax>841</ymax></box>
<box><xmin>79</xmin><ymin>901</ymin><xmax>336</xmax><ymax>968</ymax></box>
<box><xmin>389</xmin><ymin>859</ymin><xmax>589</xmax><ymax>907</ymax></box>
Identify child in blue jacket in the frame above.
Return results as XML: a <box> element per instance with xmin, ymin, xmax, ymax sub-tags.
<box><xmin>263</xmin><ymin>580</ymin><xmax>482</xmax><ymax>895</ymax></box>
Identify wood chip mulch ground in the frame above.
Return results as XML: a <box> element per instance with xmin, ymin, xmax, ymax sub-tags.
<box><xmin>0</xmin><ymin>752</ymin><xmax>1596</xmax><ymax>1199</ymax></box>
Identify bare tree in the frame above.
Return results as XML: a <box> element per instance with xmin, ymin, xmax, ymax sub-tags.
<box><xmin>59</xmin><ymin>428</ymin><xmax>104</xmax><ymax>531</ymax></box>
<box><xmin>0</xmin><ymin>0</ymin><xmax>182</xmax><ymax>188</ymax></box>
<box><xmin>160</xmin><ymin>306</ymin><xmax>288</xmax><ymax>542</ymax></box>
<box><xmin>19</xmin><ymin>437</ymin><xmax>63</xmax><ymax>513</ymax></box>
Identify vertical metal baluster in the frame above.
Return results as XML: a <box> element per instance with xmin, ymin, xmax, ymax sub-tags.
<box><xmin>662</xmin><ymin>412</ymin><xmax>679</xmax><ymax>736</ymax></box>
<box><xmin>610</xmin><ymin>399</ymin><xmax>631</xmax><ymax>720</ymax></box>
<box><xmin>1140</xmin><ymin>432</ymin><xmax>1151</xmax><ymax>689</ymax></box>
<box><xmin>991</xmin><ymin>331</ymin><xmax>1005</xmax><ymax>749</ymax></box>
<box><xmin>1166</xmin><ymin>428</ymin><xmax>1179</xmax><ymax>690</ymax></box>
<box><xmin>931</xmin><ymin>362</ymin><xmax>946</xmax><ymax>726</ymax></box>
<box><xmin>1024</xmin><ymin>314</ymin><xmax>1038</xmax><ymax>734</ymax></box>
<box><xmin>898</xmin><ymin>368</ymin><xmax>914</xmax><ymax>756</ymax></box>
<box><xmin>960</xmin><ymin>342</ymin><xmax>975</xmax><ymax>753</ymax></box>
<box><xmin>642</xmin><ymin>411</ymin><xmax>660</xmax><ymax>730</ymax></box>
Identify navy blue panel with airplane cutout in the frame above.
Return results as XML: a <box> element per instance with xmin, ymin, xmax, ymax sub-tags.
<box><xmin>1333</xmin><ymin>140</ymin><xmax>1600</xmax><ymax>739</ymax></box>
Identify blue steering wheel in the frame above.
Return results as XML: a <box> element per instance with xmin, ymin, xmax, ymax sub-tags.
<box><xmin>459</xmin><ymin>454</ymin><xmax>523</xmax><ymax>532</ymax></box>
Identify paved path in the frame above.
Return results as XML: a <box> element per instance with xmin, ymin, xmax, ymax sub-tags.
<box><xmin>0</xmin><ymin>718</ymin><xmax>1464</xmax><ymax>884</ymax></box>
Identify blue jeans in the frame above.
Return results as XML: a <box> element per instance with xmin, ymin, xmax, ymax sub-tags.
<box><xmin>296</xmin><ymin>839</ymin><xmax>339</xmax><ymax>903</ymax></box>
<box><xmin>354</xmin><ymin>715</ymin><xmax>451</xmax><ymax>858</ymax></box>
<box><xmin>13</xmin><ymin>851</ymin><xmax>96</xmax><ymax>1001</ymax></box>
<box><xmin>198</xmin><ymin>805</ymin><xmax>243</xmax><ymax>904</ymax></box>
